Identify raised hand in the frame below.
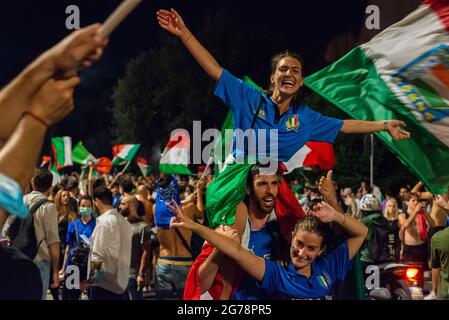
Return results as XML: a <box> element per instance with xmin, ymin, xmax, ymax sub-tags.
<box><xmin>27</xmin><ymin>76</ymin><xmax>80</xmax><ymax>127</ymax></box>
<box><xmin>167</xmin><ymin>200</ymin><xmax>196</xmax><ymax>230</ymax></box>
<box><xmin>435</xmin><ymin>195</ymin><xmax>449</xmax><ymax>210</ymax></box>
<box><xmin>311</xmin><ymin>201</ymin><xmax>339</xmax><ymax>223</ymax></box>
<box><xmin>156</xmin><ymin>8</ymin><xmax>190</xmax><ymax>40</ymax></box>
<box><xmin>43</xmin><ymin>24</ymin><xmax>108</xmax><ymax>76</ymax></box>
<box><xmin>385</xmin><ymin>120</ymin><xmax>410</xmax><ymax>140</ymax></box>
<box><xmin>318</xmin><ymin>170</ymin><xmax>336</xmax><ymax>203</ymax></box>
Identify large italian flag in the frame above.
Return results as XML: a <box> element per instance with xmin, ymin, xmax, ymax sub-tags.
<box><xmin>51</xmin><ymin>137</ymin><xmax>73</xmax><ymax>169</ymax></box>
<box><xmin>305</xmin><ymin>0</ymin><xmax>449</xmax><ymax>194</ymax></box>
<box><xmin>159</xmin><ymin>131</ymin><xmax>192</xmax><ymax>175</ymax></box>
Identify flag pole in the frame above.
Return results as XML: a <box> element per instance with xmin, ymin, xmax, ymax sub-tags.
<box><xmin>108</xmin><ymin>160</ymin><xmax>131</xmax><ymax>187</ymax></box>
<box><xmin>200</xmin><ymin>153</ymin><xmax>215</xmax><ymax>181</ymax></box>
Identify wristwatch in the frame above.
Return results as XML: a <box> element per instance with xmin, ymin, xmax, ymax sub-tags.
<box><xmin>138</xmin><ymin>272</ymin><xmax>145</xmax><ymax>277</ymax></box>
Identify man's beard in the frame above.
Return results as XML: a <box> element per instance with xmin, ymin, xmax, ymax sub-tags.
<box><xmin>120</xmin><ymin>207</ymin><xmax>130</xmax><ymax>217</ymax></box>
<box><xmin>251</xmin><ymin>191</ymin><xmax>275</xmax><ymax>215</ymax></box>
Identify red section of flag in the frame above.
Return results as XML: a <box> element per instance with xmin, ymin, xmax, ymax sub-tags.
<box><xmin>94</xmin><ymin>157</ymin><xmax>113</xmax><ymax>174</ymax></box>
<box><xmin>52</xmin><ymin>144</ymin><xmax>64</xmax><ymax>170</ymax></box>
<box><xmin>42</xmin><ymin>156</ymin><xmax>51</xmax><ymax>164</ymax></box>
<box><xmin>425</xmin><ymin>0</ymin><xmax>449</xmax><ymax>32</ymax></box>
<box><xmin>274</xmin><ymin>176</ymin><xmax>306</xmax><ymax>239</ymax></box>
<box><xmin>112</xmin><ymin>144</ymin><xmax>125</xmax><ymax>157</ymax></box>
<box><xmin>303</xmin><ymin>142</ymin><xmax>336</xmax><ymax>171</ymax></box>
<box><xmin>166</xmin><ymin>131</ymin><xmax>191</xmax><ymax>149</ymax></box>
<box><xmin>137</xmin><ymin>157</ymin><xmax>147</xmax><ymax>165</ymax></box>
<box><xmin>417</xmin><ymin>210</ymin><xmax>429</xmax><ymax>242</ymax></box>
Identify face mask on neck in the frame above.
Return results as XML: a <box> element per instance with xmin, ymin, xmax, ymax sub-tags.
<box><xmin>80</xmin><ymin>207</ymin><xmax>93</xmax><ymax>217</ymax></box>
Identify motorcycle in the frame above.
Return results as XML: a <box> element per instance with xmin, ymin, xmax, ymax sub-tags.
<box><xmin>368</xmin><ymin>262</ymin><xmax>424</xmax><ymax>300</ymax></box>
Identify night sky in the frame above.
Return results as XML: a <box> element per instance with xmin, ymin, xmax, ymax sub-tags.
<box><xmin>0</xmin><ymin>0</ymin><xmax>368</xmax><ymax>158</ymax></box>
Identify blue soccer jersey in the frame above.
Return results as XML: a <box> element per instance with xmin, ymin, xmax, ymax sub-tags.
<box><xmin>258</xmin><ymin>242</ymin><xmax>351</xmax><ymax>300</ymax></box>
<box><xmin>214</xmin><ymin>70</ymin><xmax>344</xmax><ymax>163</ymax></box>
<box><xmin>233</xmin><ymin>225</ymin><xmax>273</xmax><ymax>300</ymax></box>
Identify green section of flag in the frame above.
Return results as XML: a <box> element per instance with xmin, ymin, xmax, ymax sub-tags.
<box><xmin>206</xmin><ymin>163</ymin><xmax>253</xmax><ymax>229</ymax></box>
<box><xmin>213</xmin><ymin>76</ymin><xmax>263</xmax><ymax>176</ymax></box>
<box><xmin>304</xmin><ymin>46</ymin><xmax>449</xmax><ymax>194</ymax></box>
<box><xmin>72</xmin><ymin>142</ymin><xmax>95</xmax><ymax>165</ymax></box>
<box><xmin>159</xmin><ymin>163</ymin><xmax>192</xmax><ymax>175</ymax></box>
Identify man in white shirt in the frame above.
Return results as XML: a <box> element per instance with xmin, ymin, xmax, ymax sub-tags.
<box><xmin>83</xmin><ymin>186</ymin><xmax>132</xmax><ymax>300</ymax></box>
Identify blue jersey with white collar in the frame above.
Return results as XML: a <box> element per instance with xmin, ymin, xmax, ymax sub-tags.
<box><xmin>214</xmin><ymin>70</ymin><xmax>343</xmax><ymax>162</ymax></box>
<box><xmin>233</xmin><ymin>225</ymin><xmax>273</xmax><ymax>300</ymax></box>
<box><xmin>258</xmin><ymin>241</ymin><xmax>351</xmax><ymax>300</ymax></box>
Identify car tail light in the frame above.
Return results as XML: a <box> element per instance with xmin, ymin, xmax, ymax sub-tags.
<box><xmin>405</xmin><ymin>267</ymin><xmax>419</xmax><ymax>281</ymax></box>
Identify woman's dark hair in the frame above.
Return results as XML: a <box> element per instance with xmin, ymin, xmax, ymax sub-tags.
<box><xmin>292</xmin><ymin>216</ymin><xmax>333</xmax><ymax>252</ymax></box>
<box><xmin>267</xmin><ymin>50</ymin><xmax>305</xmax><ymax>106</ymax></box>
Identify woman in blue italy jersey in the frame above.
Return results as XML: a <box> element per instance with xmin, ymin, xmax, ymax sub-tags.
<box><xmin>168</xmin><ymin>199</ymin><xmax>368</xmax><ymax>300</ymax></box>
<box><xmin>156</xmin><ymin>8</ymin><xmax>410</xmax><ymax>166</ymax></box>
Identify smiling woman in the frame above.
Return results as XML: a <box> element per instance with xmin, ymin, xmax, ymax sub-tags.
<box><xmin>156</xmin><ymin>7</ymin><xmax>411</xmax><ymax>170</ymax></box>
<box><xmin>168</xmin><ymin>199</ymin><xmax>368</xmax><ymax>300</ymax></box>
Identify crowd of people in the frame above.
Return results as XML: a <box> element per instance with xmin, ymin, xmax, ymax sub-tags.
<box><xmin>0</xmin><ymin>7</ymin><xmax>448</xmax><ymax>302</ymax></box>
<box><xmin>2</xmin><ymin>163</ymin><xmax>449</xmax><ymax>300</ymax></box>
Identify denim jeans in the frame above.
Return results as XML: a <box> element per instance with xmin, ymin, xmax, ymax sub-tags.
<box><xmin>34</xmin><ymin>259</ymin><xmax>50</xmax><ymax>300</ymax></box>
<box><xmin>155</xmin><ymin>263</ymin><xmax>191</xmax><ymax>299</ymax></box>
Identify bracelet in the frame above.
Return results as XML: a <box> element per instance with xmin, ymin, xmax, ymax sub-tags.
<box><xmin>383</xmin><ymin>121</ymin><xmax>388</xmax><ymax>131</ymax></box>
<box><xmin>138</xmin><ymin>272</ymin><xmax>145</xmax><ymax>277</ymax></box>
<box><xmin>182</xmin><ymin>34</ymin><xmax>193</xmax><ymax>44</ymax></box>
<box><xmin>23</xmin><ymin>111</ymin><xmax>48</xmax><ymax>129</ymax></box>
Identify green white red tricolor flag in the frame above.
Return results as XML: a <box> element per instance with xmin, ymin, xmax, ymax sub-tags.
<box><xmin>112</xmin><ymin>144</ymin><xmax>141</xmax><ymax>166</ymax></box>
<box><xmin>51</xmin><ymin>137</ymin><xmax>73</xmax><ymax>169</ymax></box>
<box><xmin>159</xmin><ymin>131</ymin><xmax>192</xmax><ymax>175</ymax></box>
<box><xmin>137</xmin><ymin>157</ymin><xmax>152</xmax><ymax>176</ymax></box>
<box><xmin>72</xmin><ymin>141</ymin><xmax>97</xmax><ymax>166</ymax></box>
<box><xmin>305</xmin><ymin>0</ymin><xmax>449</xmax><ymax>194</ymax></box>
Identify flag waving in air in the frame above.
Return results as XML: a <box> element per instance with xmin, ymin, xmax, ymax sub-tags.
<box><xmin>159</xmin><ymin>131</ymin><xmax>192</xmax><ymax>175</ymax></box>
<box><xmin>137</xmin><ymin>157</ymin><xmax>152</xmax><ymax>176</ymax></box>
<box><xmin>51</xmin><ymin>136</ymin><xmax>73</xmax><ymax>169</ymax></box>
<box><xmin>305</xmin><ymin>0</ymin><xmax>449</xmax><ymax>194</ymax></box>
<box><xmin>72</xmin><ymin>141</ymin><xmax>97</xmax><ymax>166</ymax></box>
<box><xmin>112</xmin><ymin>144</ymin><xmax>141</xmax><ymax>166</ymax></box>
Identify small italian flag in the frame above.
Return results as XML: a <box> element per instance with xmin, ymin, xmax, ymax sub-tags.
<box><xmin>137</xmin><ymin>157</ymin><xmax>152</xmax><ymax>176</ymax></box>
<box><xmin>72</xmin><ymin>141</ymin><xmax>97</xmax><ymax>166</ymax></box>
<box><xmin>51</xmin><ymin>137</ymin><xmax>73</xmax><ymax>169</ymax></box>
<box><xmin>112</xmin><ymin>144</ymin><xmax>141</xmax><ymax>166</ymax></box>
<box><xmin>159</xmin><ymin>131</ymin><xmax>192</xmax><ymax>175</ymax></box>
<box><xmin>51</xmin><ymin>163</ymin><xmax>61</xmax><ymax>186</ymax></box>
<box><xmin>305</xmin><ymin>0</ymin><xmax>449</xmax><ymax>194</ymax></box>
<box><xmin>40</xmin><ymin>156</ymin><xmax>52</xmax><ymax>169</ymax></box>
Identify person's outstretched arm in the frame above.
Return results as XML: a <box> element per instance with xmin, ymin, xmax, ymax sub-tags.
<box><xmin>312</xmin><ymin>202</ymin><xmax>368</xmax><ymax>260</ymax></box>
<box><xmin>0</xmin><ymin>76</ymin><xmax>80</xmax><ymax>190</ymax></box>
<box><xmin>156</xmin><ymin>8</ymin><xmax>223</xmax><ymax>81</ymax></box>
<box><xmin>341</xmin><ymin>120</ymin><xmax>410</xmax><ymax>141</ymax></box>
<box><xmin>0</xmin><ymin>24</ymin><xmax>107</xmax><ymax>148</ymax></box>
<box><xmin>168</xmin><ymin>200</ymin><xmax>266</xmax><ymax>282</ymax></box>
